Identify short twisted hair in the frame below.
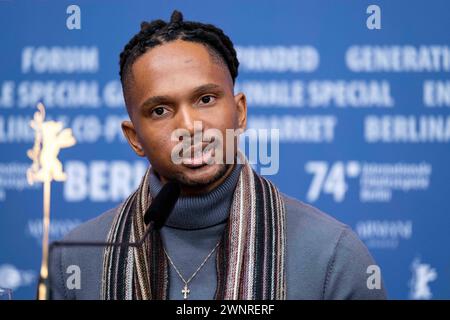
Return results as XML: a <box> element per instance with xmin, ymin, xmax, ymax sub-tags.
<box><xmin>119</xmin><ymin>10</ymin><xmax>239</xmax><ymax>103</ymax></box>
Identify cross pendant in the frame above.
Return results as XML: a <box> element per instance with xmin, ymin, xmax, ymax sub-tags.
<box><xmin>182</xmin><ymin>284</ymin><xmax>190</xmax><ymax>300</ymax></box>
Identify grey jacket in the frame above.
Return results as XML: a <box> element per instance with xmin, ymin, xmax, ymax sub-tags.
<box><xmin>49</xmin><ymin>194</ymin><xmax>387</xmax><ymax>300</ymax></box>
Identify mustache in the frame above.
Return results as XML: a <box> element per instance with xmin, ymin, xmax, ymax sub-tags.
<box><xmin>182</xmin><ymin>140</ymin><xmax>221</xmax><ymax>157</ymax></box>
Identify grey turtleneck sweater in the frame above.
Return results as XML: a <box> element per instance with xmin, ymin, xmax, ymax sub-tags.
<box><xmin>50</xmin><ymin>164</ymin><xmax>387</xmax><ymax>300</ymax></box>
<box><xmin>151</xmin><ymin>164</ymin><xmax>242</xmax><ymax>300</ymax></box>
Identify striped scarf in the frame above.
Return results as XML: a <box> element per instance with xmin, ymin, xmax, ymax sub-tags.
<box><xmin>101</xmin><ymin>161</ymin><xmax>286</xmax><ymax>300</ymax></box>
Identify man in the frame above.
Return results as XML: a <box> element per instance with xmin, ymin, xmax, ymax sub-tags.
<box><xmin>50</xmin><ymin>10</ymin><xmax>386</xmax><ymax>300</ymax></box>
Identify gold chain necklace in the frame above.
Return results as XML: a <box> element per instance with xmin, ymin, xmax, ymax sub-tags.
<box><xmin>163</xmin><ymin>239</ymin><xmax>221</xmax><ymax>300</ymax></box>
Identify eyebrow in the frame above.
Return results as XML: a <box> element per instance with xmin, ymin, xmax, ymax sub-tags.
<box><xmin>140</xmin><ymin>83</ymin><xmax>223</xmax><ymax>110</ymax></box>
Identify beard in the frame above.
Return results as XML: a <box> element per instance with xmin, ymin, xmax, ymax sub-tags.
<box><xmin>171</xmin><ymin>163</ymin><xmax>230</xmax><ymax>188</ymax></box>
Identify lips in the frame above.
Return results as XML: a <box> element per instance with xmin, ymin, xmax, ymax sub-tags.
<box><xmin>182</xmin><ymin>145</ymin><xmax>215</xmax><ymax>168</ymax></box>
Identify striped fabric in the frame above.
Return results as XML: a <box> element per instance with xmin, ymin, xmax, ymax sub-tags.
<box><xmin>101</xmin><ymin>161</ymin><xmax>286</xmax><ymax>300</ymax></box>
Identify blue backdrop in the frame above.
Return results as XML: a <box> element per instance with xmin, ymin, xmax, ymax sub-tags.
<box><xmin>0</xmin><ymin>0</ymin><xmax>449</xmax><ymax>299</ymax></box>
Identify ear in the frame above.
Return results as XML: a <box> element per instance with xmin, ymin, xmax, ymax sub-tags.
<box><xmin>121</xmin><ymin>120</ymin><xmax>145</xmax><ymax>157</ymax></box>
<box><xmin>234</xmin><ymin>92</ymin><xmax>247</xmax><ymax>131</ymax></box>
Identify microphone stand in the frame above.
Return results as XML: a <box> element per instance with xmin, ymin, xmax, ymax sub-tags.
<box><xmin>45</xmin><ymin>181</ymin><xmax>181</xmax><ymax>300</ymax></box>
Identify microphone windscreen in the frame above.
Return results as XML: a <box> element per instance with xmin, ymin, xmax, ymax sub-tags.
<box><xmin>144</xmin><ymin>180</ymin><xmax>181</xmax><ymax>229</ymax></box>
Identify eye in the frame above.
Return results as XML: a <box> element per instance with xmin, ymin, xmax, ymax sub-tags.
<box><xmin>151</xmin><ymin>106</ymin><xmax>169</xmax><ymax>117</ymax></box>
<box><xmin>199</xmin><ymin>95</ymin><xmax>216</xmax><ymax>105</ymax></box>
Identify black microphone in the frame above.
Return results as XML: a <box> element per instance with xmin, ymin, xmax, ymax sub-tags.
<box><xmin>144</xmin><ymin>180</ymin><xmax>180</xmax><ymax>228</ymax></box>
<box><xmin>46</xmin><ymin>180</ymin><xmax>181</xmax><ymax>299</ymax></box>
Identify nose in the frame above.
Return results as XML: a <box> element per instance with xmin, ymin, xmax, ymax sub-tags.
<box><xmin>176</xmin><ymin>104</ymin><xmax>202</xmax><ymax>139</ymax></box>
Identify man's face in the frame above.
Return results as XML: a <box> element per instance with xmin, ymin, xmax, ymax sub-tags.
<box><xmin>122</xmin><ymin>39</ymin><xmax>247</xmax><ymax>193</ymax></box>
